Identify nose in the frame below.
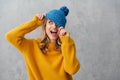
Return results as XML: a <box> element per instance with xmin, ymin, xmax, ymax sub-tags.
<box><xmin>52</xmin><ymin>23</ymin><xmax>57</xmax><ymax>28</ymax></box>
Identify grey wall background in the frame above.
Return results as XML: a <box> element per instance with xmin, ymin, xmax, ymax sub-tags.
<box><xmin>0</xmin><ymin>0</ymin><xmax>120</xmax><ymax>80</ymax></box>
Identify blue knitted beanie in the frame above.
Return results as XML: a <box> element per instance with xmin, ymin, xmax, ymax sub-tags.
<box><xmin>46</xmin><ymin>6</ymin><xmax>69</xmax><ymax>28</ymax></box>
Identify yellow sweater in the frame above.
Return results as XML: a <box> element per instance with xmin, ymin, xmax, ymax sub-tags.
<box><xmin>5</xmin><ymin>16</ymin><xmax>80</xmax><ymax>80</ymax></box>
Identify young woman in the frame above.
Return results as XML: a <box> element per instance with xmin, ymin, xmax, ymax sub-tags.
<box><xmin>5</xmin><ymin>6</ymin><xmax>80</xmax><ymax>80</ymax></box>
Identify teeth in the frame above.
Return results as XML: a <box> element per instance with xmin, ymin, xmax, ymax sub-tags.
<box><xmin>50</xmin><ymin>31</ymin><xmax>57</xmax><ymax>33</ymax></box>
<box><xmin>50</xmin><ymin>30</ymin><xmax>57</xmax><ymax>33</ymax></box>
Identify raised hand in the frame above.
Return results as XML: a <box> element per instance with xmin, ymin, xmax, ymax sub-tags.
<box><xmin>36</xmin><ymin>13</ymin><xmax>46</xmax><ymax>21</ymax></box>
<box><xmin>58</xmin><ymin>27</ymin><xmax>70</xmax><ymax>36</ymax></box>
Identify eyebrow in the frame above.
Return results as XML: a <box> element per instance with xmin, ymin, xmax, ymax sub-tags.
<box><xmin>49</xmin><ymin>20</ymin><xmax>53</xmax><ymax>22</ymax></box>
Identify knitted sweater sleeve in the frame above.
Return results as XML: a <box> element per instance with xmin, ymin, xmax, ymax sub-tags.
<box><xmin>5</xmin><ymin>16</ymin><xmax>43</xmax><ymax>53</ymax></box>
<box><xmin>60</xmin><ymin>36</ymin><xmax>80</xmax><ymax>75</ymax></box>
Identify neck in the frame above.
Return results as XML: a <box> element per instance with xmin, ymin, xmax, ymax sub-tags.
<box><xmin>50</xmin><ymin>39</ymin><xmax>56</xmax><ymax>43</ymax></box>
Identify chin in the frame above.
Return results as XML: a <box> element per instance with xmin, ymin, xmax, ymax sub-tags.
<box><xmin>49</xmin><ymin>37</ymin><xmax>58</xmax><ymax>41</ymax></box>
<box><xmin>50</xmin><ymin>38</ymin><xmax>57</xmax><ymax>40</ymax></box>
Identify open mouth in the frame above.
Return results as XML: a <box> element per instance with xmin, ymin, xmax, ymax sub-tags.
<box><xmin>50</xmin><ymin>30</ymin><xmax>58</xmax><ymax>37</ymax></box>
<box><xmin>50</xmin><ymin>31</ymin><xmax>57</xmax><ymax>34</ymax></box>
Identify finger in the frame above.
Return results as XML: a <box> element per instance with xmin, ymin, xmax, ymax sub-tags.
<box><xmin>59</xmin><ymin>29</ymin><xmax>67</xmax><ymax>36</ymax></box>
<box><xmin>39</xmin><ymin>14</ymin><xmax>43</xmax><ymax>19</ymax></box>
<box><xmin>62</xmin><ymin>30</ymin><xmax>67</xmax><ymax>36</ymax></box>
<box><xmin>43</xmin><ymin>13</ymin><xmax>46</xmax><ymax>17</ymax></box>
<box><xmin>42</xmin><ymin>14</ymin><xmax>45</xmax><ymax>20</ymax></box>
<box><xmin>41</xmin><ymin>15</ymin><xmax>43</xmax><ymax>20</ymax></box>
<box><xmin>58</xmin><ymin>27</ymin><xmax>64</xmax><ymax>32</ymax></box>
<box><xmin>58</xmin><ymin>27</ymin><xmax>63</xmax><ymax>35</ymax></box>
<box><xmin>42</xmin><ymin>13</ymin><xmax>46</xmax><ymax>20</ymax></box>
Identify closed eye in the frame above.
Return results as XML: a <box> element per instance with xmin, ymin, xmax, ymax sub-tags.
<box><xmin>48</xmin><ymin>20</ymin><xmax>54</xmax><ymax>25</ymax></box>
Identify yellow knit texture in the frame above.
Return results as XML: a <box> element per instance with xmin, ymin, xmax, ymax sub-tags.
<box><xmin>5</xmin><ymin>16</ymin><xmax>80</xmax><ymax>80</ymax></box>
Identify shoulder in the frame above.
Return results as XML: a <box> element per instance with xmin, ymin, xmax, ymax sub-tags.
<box><xmin>34</xmin><ymin>38</ymin><xmax>41</xmax><ymax>43</ymax></box>
<box><xmin>24</xmin><ymin>38</ymin><xmax>41</xmax><ymax>44</ymax></box>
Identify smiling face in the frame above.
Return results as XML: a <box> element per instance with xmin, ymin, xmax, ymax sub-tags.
<box><xmin>45</xmin><ymin>19</ymin><xmax>59</xmax><ymax>43</ymax></box>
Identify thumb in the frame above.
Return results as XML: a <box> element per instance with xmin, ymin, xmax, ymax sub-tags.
<box><xmin>58</xmin><ymin>27</ymin><xmax>64</xmax><ymax>35</ymax></box>
<box><xmin>58</xmin><ymin>27</ymin><xmax>64</xmax><ymax>31</ymax></box>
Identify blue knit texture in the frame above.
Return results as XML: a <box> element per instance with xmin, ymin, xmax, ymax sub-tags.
<box><xmin>46</xmin><ymin>6</ymin><xmax>69</xmax><ymax>28</ymax></box>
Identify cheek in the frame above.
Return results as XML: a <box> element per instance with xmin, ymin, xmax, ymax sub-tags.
<box><xmin>45</xmin><ymin>25</ymin><xmax>50</xmax><ymax>35</ymax></box>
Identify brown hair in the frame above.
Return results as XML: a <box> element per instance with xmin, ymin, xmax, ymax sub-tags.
<box><xmin>39</xmin><ymin>19</ymin><xmax>62</xmax><ymax>53</ymax></box>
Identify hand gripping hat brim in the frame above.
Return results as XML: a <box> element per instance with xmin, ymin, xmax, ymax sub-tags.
<box><xmin>46</xmin><ymin>6</ymin><xmax>69</xmax><ymax>28</ymax></box>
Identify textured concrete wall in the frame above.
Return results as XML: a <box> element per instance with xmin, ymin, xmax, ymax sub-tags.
<box><xmin>0</xmin><ymin>0</ymin><xmax>120</xmax><ymax>80</ymax></box>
